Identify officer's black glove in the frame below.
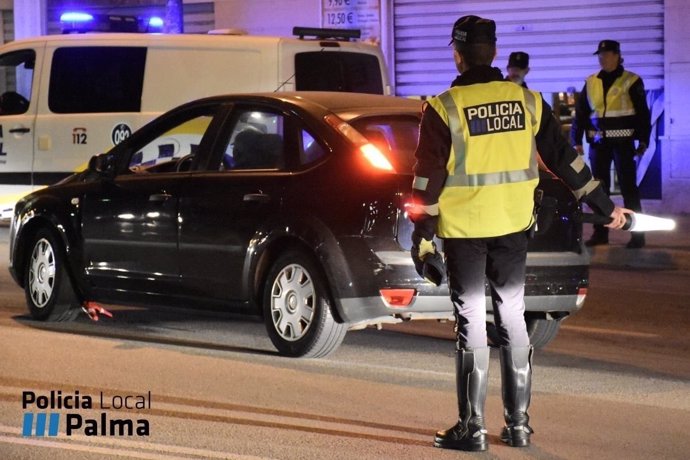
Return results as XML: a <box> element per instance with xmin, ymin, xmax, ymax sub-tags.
<box><xmin>635</xmin><ymin>142</ymin><xmax>647</xmax><ymax>156</ymax></box>
<box><xmin>411</xmin><ymin>231</ymin><xmax>445</xmax><ymax>286</ymax></box>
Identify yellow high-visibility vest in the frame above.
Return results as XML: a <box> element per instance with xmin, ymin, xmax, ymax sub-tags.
<box><xmin>427</xmin><ymin>81</ymin><xmax>542</xmax><ymax>238</ymax></box>
<box><xmin>585</xmin><ymin>70</ymin><xmax>639</xmax><ymax>141</ymax></box>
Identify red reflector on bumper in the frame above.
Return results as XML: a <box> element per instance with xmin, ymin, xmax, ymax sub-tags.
<box><xmin>380</xmin><ymin>288</ymin><xmax>416</xmax><ymax>308</ymax></box>
<box><xmin>576</xmin><ymin>287</ymin><xmax>588</xmax><ymax>306</ymax></box>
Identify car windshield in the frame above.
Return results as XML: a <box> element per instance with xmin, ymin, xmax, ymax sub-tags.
<box><xmin>350</xmin><ymin>115</ymin><xmax>420</xmax><ymax>173</ymax></box>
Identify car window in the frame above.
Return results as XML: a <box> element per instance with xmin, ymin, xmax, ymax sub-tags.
<box><xmin>128</xmin><ymin>115</ymin><xmax>213</xmax><ymax>174</ymax></box>
<box><xmin>0</xmin><ymin>49</ymin><xmax>35</xmax><ymax>116</ymax></box>
<box><xmin>49</xmin><ymin>47</ymin><xmax>146</xmax><ymax>113</ymax></box>
<box><xmin>299</xmin><ymin>129</ymin><xmax>327</xmax><ymax>165</ymax></box>
<box><xmin>350</xmin><ymin>115</ymin><xmax>420</xmax><ymax>173</ymax></box>
<box><xmin>221</xmin><ymin>109</ymin><xmax>285</xmax><ymax>171</ymax></box>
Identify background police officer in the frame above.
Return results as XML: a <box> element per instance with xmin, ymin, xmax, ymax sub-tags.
<box><xmin>571</xmin><ymin>40</ymin><xmax>651</xmax><ymax>248</ymax></box>
<box><xmin>409</xmin><ymin>16</ymin><xmax>630</xmax><ymax>452</ymax></box>
<box><xmin>506</xmin><ymin>51</ymin><xmax>530</xmax><ymax>88</ymax></box>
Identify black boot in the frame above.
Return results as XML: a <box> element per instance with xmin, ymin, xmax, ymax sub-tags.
<box><xmin>585</xmin><ymin>226</ymin><xmax>609</xmax><ymax>247</ymax></box>
<box><xmin>434</xmin><ymin>347</ymin><xmax>489</xmax><ymax>452</ymax></box>
<box><xmin>500</xmin><ymin>346</ymin><xmax>534</xmax><ymax>447</ymax></box>
<box><xmin>626</xmin><ymin>232</ymin><xmax>645</xmax><ymax>249</ymax></box>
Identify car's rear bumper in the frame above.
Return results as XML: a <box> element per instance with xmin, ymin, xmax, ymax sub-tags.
<box><xmin>339</xmin><ymin>293</ymin><xmax>585</xmax><ymax>328</ymax></box>
<box><xmin>333</xmin><ymin>248</ymin><xmax>589</xmax><ymax>328</ymax></box>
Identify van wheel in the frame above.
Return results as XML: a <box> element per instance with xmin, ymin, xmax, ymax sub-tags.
<box><xmin>24</xmin><ymin>229</ymin><xmax>79</xmax><ymax>322</ymax></box>
<box><xmin>262</xmin><ymin>251</ymin><xmax>347</xmax><ymax>358</ymax></box>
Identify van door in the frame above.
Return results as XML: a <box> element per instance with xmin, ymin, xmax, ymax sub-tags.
<box><xmin>33</xmin><ymin>45</ymin><xmax>147</xmax><ymax>185</ymax></box>
<box><xmin>279</xmin><ymin>40</ymin><xmax>388</xmax><ymax>94</ymax></box>
<box><xmin>0</xmin><ymin>47</ymin><xmax>40</xmax><ymax>189</ymax></box>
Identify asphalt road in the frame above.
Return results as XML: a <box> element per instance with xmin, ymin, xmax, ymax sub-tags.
<box><xmin>0</xmin><ymin>224</ymin><xmax>689</xmax><ymax>459</ymax></box>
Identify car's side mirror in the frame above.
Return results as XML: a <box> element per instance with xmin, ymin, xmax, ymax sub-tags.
<box><xmin>88</xmin><ymin>153</ymin><xmax>116</xmax><ymax>179</ymax></box>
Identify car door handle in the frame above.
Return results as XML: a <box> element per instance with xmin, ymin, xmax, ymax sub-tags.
<box><xmin>243</xmin><ymin>193</ymin><xmax>270</xmax><ymax>203</ymax></box>
<box><xmin>149</xmin><ymin>193</ymin><xmax>172</xmax><ymax>202</ymax></box>
<box><xmin>9</xmin><ymin>127</ymin><xmax>30</xmax><ymax>134</ymax></box>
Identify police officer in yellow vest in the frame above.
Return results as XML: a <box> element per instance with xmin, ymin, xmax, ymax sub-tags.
<box><xmin>409</xmin><ymin>16</ymin><xmax>630</xmax><ymax>452</ymax></box>
<box><xmin>571</xmin><ymin>40</ymin><xmax>651</xmax><ymax>248</ymax></box>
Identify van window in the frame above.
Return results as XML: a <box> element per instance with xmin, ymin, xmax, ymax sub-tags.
<box><xmin>129</xmin><ymin>114</ymin><xmax>213</xmax><ymax>174</ymax></box>
<box><xmin>295</xmin><ymin>52</ymin><xmax>383</xmax><ymax>94</ymax></box>
<box><xmin>49</xmin><ymin>47</ymin><xmax>146</xmax><ymax>113</ymax></box>
<box><xmin>0</xmin><ymin>49</ymin><xmax>35</xmax><ymax>116</ymax></box>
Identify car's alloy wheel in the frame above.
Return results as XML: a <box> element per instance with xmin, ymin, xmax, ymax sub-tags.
<box><xmin>28</xmin><ymin>238</ymin><xmax>56</xmax><ymax>308</ymax></box>
<box><xmin>24</xmin><ymin>229</ymin><xmax>79</xmax><ymax>322</ymax></box>
<box><xmin>263</xmin><ymin>250</ymin><xmax>347</xmax><ymax>358</ymax></box>
<box><xmin>269</xmin><ymin>263</ymin><xmax>316</xmax><ymax>342</ymax></box>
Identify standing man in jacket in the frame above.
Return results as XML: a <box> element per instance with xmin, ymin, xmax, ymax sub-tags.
<box><xmin>571</xmin><ymin>40</ymin><xmax>651</xmax><ymax>248</ymax></box>
<box><xmin>506</xmin><ymin>51</ymin><xmax>530</xmax><ymax>88</ymax></box>
<box><xmin>409</xmin><ymin>16</ymin><xmax>630</xmax><ymax>452</ymax></box>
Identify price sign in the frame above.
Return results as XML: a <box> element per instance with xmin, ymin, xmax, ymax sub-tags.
<box><xmin>322</xmin><ymin>0</ymin><xmax>380</xmax><ymax>43</ymax></box>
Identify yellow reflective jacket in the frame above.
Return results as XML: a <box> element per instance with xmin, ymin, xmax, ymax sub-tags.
<box><xmin>585</xmin><ymin>70</ymin><xmax>639</xmax><ymax>142</ymax></box>
<box><xmin>427</xmin><ymin>81</ymin><xmax>542</xmax><ymax>238</ymax></box>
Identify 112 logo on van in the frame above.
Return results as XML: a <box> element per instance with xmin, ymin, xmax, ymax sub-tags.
<box><xmin>72</xmin><ymin>127</ymin><xmax>87</xmax><ymax>145</ymax></box>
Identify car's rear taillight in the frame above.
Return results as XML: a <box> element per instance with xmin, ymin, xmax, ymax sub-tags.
<box><xmin>360</xmin><ymin>143</ymin><xmax>394</xmax><ymax>171</ymax></box>
<box><xmin>325</xmin><ymin>114</ymin><xmax>395</xmax><ymax>172</ymax></box>
<box><xmin>380</xmin><ymin>288</ymin><xmax>416</xmax><ymax>307</ymax></box>
<box><xmin>576</xmin><ymin>287</ymin><xmax>587</xmax><ymax>306</ymax></box>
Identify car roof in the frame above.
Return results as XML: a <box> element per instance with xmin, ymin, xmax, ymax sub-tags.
<box><xmin>220</xmin><ymin>92</ymin><xmax>424</xmax><ymax>121</ymax></box>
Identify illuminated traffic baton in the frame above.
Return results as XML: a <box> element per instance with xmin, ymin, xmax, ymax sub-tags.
<box><xmin>579</xmin><ymin>212</ymin><xmax>676</xmax><ymax>232</ymax></box>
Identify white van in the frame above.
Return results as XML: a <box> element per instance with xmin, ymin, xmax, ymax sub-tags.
<box><xmin>0</xmin><ymin>29</ymin><xmax>391</xmax><ymax>218</ymax></box>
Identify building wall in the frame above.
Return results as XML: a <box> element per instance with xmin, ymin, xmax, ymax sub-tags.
<box><xmin>661</xmin><ymin>0</ymin><xmax>690</xmax><ymax>213</ymax></box>
<box><xmin>213</xmin><ymin>0</ymin><xmax>319</xmax><ymax>36</ymax></box>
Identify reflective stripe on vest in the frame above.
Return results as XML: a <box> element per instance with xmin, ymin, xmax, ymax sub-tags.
<box><xmin>428</xmin><ymin>82</ymin><xmax>542</xmax><ymax>238</ymax></box>
<box><xmin>586</xmin><ymin>70</ymin><xmax>639</xmax><ymax>135</ymax></box>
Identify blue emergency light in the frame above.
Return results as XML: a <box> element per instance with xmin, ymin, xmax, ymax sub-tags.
<box><xmin>60</xmin><ymin>11</ymin><xmax>164</xmax><ymax>34</ymax></box>
<box><xmin>148</xmin><ymin>17</ymin><xmax>164</xmax><ymax>28</ymax></box>
<box><xmin>60</xmin><ymin>12</ymin><xmax>94</xmax><ymax>23</ymax></box>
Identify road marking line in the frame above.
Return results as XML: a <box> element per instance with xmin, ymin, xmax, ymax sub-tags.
<box><xmin>0</xmin><ymin>425</ymin><xmax>273</xmax><ymax>459</ymax></box>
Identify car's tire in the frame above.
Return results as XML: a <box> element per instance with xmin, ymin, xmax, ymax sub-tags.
<box><xmin>526</xmin><ymin>318</ymin><xmax>561</xmax><ymax>348</ymax></box>
<box><xmin>262</xmin><ymin>250</ymin><xmax>347</xmax><ymax>358</ymax></box>
<box><xmin>487</xmin><ymin>318</ymin><xmax>561</xmax><ymax>349</ymax></box>
<box><xmin>24</xmin><ymin>229</ymin><xmax>80</xmax><ymax>322</ymax></box>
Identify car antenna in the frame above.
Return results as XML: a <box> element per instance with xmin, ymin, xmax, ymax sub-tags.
<box><xmin>274</xmin><ymin>47</ymin><xmax>326</xmax><ymax>92</ymax></box>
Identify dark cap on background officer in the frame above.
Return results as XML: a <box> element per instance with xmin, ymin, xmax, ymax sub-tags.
<box><xmin>594</xmin><ymin>39</ymin><xmax>620</xmax><ymax>54</ymax></box>
<box><xmin>409</xmin><ymin>14</ymin><xmax>630</xmax><ymax>453</ymax></box>
<box><xmin>506</xmin><ymin>51</ymin><xmax>530</xmax><ymax>87</ymax></box>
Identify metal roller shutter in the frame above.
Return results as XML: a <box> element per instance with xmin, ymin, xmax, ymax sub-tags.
<box><xmin>393</xmin><ymin>0</ymin><xmax>664</xmax><ymax>96</ymax></box>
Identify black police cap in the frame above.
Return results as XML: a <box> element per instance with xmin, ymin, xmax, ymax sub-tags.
<box><xmin>508</xmin><ymin>51</ymin><xmax>529</xmax><ymax>69</ymax></box>
<box><xmin>594</xmin><ymin>39</ymin><xmax>620</xmax><ymax>54</ymax></box>
<box><xmin>449</xmin><ymin>15</ymin><xmax>497</xmax><ymax>46</ymax></box>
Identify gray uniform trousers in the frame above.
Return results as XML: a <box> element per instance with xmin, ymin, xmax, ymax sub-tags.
<box><xmin>444</xmin><ymin>231</ymin><xmax>531</xmax><ymax>349</ymax></box>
